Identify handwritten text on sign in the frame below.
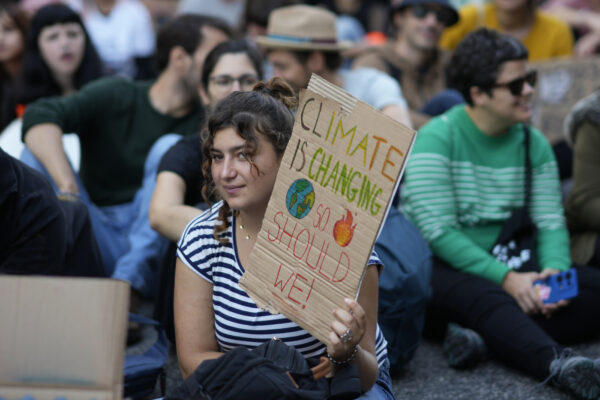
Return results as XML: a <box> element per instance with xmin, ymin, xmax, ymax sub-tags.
<box><xmin>240</xmin><ymin>81</ymin><xmax>415</xmax><ymax>344</ymax></box>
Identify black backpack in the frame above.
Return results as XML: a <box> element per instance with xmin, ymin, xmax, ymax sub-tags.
<box><xmin>168</xmin><ymin>339</ymin><xmax>361</xmax><ymax>400</ymax></box>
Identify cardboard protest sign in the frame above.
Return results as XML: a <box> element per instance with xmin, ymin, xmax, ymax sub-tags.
<box><xmin>0</xmin><ymin>276</ymin><xmax>129</xmax><ymax>400</ymax></box>
<box><xmin>239</xmin><ymin>74</ymin><xmax>415</xmax><ymax>344</ymax></box>
<box><xmin>531</xmin><ymin>56</ymin><xmax>600</xmax><ymax>145</ymax></box>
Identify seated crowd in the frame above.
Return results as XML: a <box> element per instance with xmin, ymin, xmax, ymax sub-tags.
<box><xmin>1</xmin><ymin>0</ymin><xmax>600</xmax><ymax>399</ymax></box>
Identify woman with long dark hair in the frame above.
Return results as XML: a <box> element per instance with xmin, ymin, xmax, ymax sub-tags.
<box><xmin>16</xmin><ymin>3</ymin><xmax>102</xmax><ymax>105</ymax></box>
<box><xmin>3</xmin><ymin>3</ymin><xmax>103</xmax><ymax>166</ymax></box>
<box><xmin>0</xmin><ymin>3</ymin><xmax>27</xmax><ymax>131</ymax></box>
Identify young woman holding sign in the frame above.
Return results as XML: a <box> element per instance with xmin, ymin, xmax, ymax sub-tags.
<box><xmin>174</xmin><ymin>77</ymin><xmax>394</xmax><ymax>398</ymax></box>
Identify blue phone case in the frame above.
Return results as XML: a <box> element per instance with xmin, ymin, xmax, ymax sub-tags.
<box><xmin>533</xmin><ymin>269</ymin><xmax>578</xmax><ymax>304</ymax></box>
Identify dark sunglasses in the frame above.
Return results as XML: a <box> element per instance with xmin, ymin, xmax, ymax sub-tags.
<box><xmin>410</xmin><ymin>4</ymin><xmax>455</xmax><ymax>26</ymax></box>
<box><xmin>492</xmin><ymin>70</ymin><xmax>537</xmax><ymax>96</ymax></box>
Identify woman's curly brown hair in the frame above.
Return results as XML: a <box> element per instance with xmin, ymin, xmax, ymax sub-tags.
<box><xmin>200</xmin><ymin>76</ymin><xmax>297</xmax><ymax>243</ymax></box>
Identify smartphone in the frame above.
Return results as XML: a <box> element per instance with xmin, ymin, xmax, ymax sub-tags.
<box><xmin>533</xmin><ymin>269</ymin><xmax>578</xmax><ymax>304</ymax></box>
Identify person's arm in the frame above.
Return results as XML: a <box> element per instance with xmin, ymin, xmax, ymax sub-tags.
<box><xmin>401</xmin><ymin>126</ymin><xmax>512</xmax><ymax>284</ymax></box>
<box><xmin>174</xmin><ymin>258</ymin><xmax>222</xmax><ymax>378</ymax></box>
<box><xmin>149</xmin><ymin>171</ymin><xmax>203</xmax><ymax>241</ymax></box>
<box><xmin>327</xmin><ymin>265</ymin><xmax>379</xmax><ymax>392</ymax></box>
<box><xmin>402</xmin><ymin>146</ymin><xmax>545</xmax><ymax>313</ymax></box>
<box><xmin>566</xmin><ymin>122</ymin><xmax>600</xmax><ymax>230</ymax></box>
<box><xmin>350</xmin><ymin>50</ymin><xmax>388</xmax><ymax>72</ymax></box>
<box><xmin>381</xmin><ymin>104</ymin><xmax>412</xmax><ymax>129</ymax></box>
<box><xmin>544</xmin><ymin>6</ymin><xmax>600</xmax><ymax>32</ymax></box>
<box><xmin>24</xmin><ymin>123</ymin><xmax>77</xmax><ymax>194</ymax></box>
<box><xmin>359</xmin><ymin>68</ymin><xmax>413</xmax><ymax>129</ymax></box>
<box><xmin>22</xmin><ymin>78</ymin><xmax>120</xmax><ymax>194</ymax></box>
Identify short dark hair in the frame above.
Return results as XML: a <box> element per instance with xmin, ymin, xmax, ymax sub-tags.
<box><xmin>154</xmin><ymin>14</ymin><xmax>232</xmax><ymax>73</ymax></box>
<box><xmin>201</xmin><ymin>39</ymin><xmax>263</xmax><ymax>90</ymax></box>
<box><xmin>15</xmin><ymin>3</ymin><xmax>103</xmax><ymax>105</ymax></box>
<box><xmin>446</xmin><ymin>28</ymin><xmax>528</xmax><ymax>105</ymax></box>
<box><xmin>289</xmin><ymin>50</ymin><xmax>343</xmax><ymax>72</ymax></box>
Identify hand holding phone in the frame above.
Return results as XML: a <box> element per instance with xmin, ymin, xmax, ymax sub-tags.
<box><xmin>533</xmin><ymin>269</ymin><xmax>578</xmax><ymax>304</ymax></box>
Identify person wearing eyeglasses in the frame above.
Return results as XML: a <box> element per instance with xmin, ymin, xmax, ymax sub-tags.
<box><xmin>148</xmin><ymin>39</ymin><xmax>263</xmax><ymax>343</ymax></box>
<box><xmin>353</xmin><ymin>0</ymin><xmax>462</xmax><ymax>129</ymax></box>
<box><xmin>439</xmin><ymin>0</ymin><xmax>573</xmax><ymax>62</ymax></box>
<box><xmin>401</xmin><ymin>29</ymin><xmax>600</xmax><ymax>399</ymax></box>
<box><xmin>150</xmin><ymin>40</ymin><xmax>263</xmax><ymax>244</ymax></box>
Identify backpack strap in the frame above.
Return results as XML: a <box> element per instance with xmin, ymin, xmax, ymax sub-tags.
<box><xmin>311</xmin><ymin>356</ymin><xmax>332</xmax><ymax>380</ymax></box>
<box><xmin>523</xmin><ymin>124</ymin><xmax>532</xmax><ymax>208</ymax></box>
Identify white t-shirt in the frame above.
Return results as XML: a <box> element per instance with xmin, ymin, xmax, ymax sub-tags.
<box><xmin>0</xmin><ymin>119</ymin><xmax>81</xmax><ymax>171</ymax></box>
<box><xmin>85</xmin><ymin>0</ymin><xmax>155</xmax><ymax>78</ymax></box>
<box><xmin>340</xmin><ymin>67</ymin><xmax>409</xmax><ymax>111</ymax></box>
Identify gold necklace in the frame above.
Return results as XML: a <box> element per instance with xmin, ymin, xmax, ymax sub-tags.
<box><xmin>238</xmin><ymin>215</ymin><xmax>259</xmax><ymax>240</ymax></box>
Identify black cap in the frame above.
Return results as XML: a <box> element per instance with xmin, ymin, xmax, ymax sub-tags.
<box><xmin>391</xmin><ymin>0</ymin><xmax>459</xmax><ymax>27</ymax></box>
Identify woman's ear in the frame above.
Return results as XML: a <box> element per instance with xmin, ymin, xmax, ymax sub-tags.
<box><xmin>199</xmin><ymin>85</ymin><xmax>210</xmax><ymax>106</ymax></box>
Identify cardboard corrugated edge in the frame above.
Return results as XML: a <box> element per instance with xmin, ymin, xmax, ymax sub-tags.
<box><xmin>239</xmin><ymin>73</ymin><xmax>416</xmax><ymax>345</ymax></box>
<box><xmin>0</xmin><ymin>276</ymin><xmax>129</xmax><ymax>400</ymax></box>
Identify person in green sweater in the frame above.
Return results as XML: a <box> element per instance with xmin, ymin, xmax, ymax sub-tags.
<box><xmin>19</xmin><ymin>14</ymin><xmax>231</xmax><ymax>299</ymax></box>
<box><xmin>401</xmin><ymin>28</ymin><xmax>600</xmax><ymax>400</ymax></box>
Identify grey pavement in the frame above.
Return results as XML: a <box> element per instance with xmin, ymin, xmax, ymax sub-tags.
<box><xmin>130</xmin><ymin>301</ymin><xmax>600</xmax><ymax>399</ymax></box>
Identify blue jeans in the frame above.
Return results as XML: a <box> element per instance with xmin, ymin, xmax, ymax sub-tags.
<box><xmin>20</xmin><ymin>134</ymin><xmax>181</xmax><ymax>297</ymax></box>
<box><xmin>359</xmin><ymin>359</ymin><xmax>396</xmax><ymax>400</ymax></box>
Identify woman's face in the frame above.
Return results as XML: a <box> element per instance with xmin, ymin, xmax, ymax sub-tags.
<box><xmin>38</xmin><ymin>22</ymin><xmax>85</xmax><ymax>78</ymax></box>
<box><xmin>207</xmin><ymin>52</ymin><xmax>259</xmax><ymax>107</ymax></box>
<box><xmin>0</xmin><ymin>11</ymin><xmax>24</xmax><ymax>65</ymax></box>
<box><xmin>210</xmin><ymin>127</ymin><xmax>281</xmax><ymax>213</ymax></box>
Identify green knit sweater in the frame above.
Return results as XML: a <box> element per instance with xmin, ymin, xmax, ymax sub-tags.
<box><xmin>401</xmin><ymin>106</ymin><xmax>570</xmax><ymax>285</ymax></box>
<box><xmin>22</xmin><ymin>77</ymin><xmax>204</xmax><ymax>206</ymax></box>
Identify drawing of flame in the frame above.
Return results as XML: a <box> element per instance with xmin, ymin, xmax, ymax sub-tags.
<box><xmin>333</xmin><ymin>209</ymin><xmax>357</xmax><ymax>247</ymax></box>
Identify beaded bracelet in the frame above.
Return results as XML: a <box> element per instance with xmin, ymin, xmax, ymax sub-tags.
<box><xmin>57</xmin><ymin>191</ymin><xmax>81</xmax><ymax>202</ymax></box>
<box><xmin>327</xmin><ymin>345</ymin><xmax>358</xmax><ymax>367</ymax></box>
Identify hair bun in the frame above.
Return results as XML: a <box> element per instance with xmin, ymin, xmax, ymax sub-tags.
<box><xmin>254</xmin><ymin>77</ymin><xmax>297</xmax><ymax>109</ymax></box>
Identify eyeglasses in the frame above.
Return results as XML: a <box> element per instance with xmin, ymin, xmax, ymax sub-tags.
<box><xmin>492</xmin><ymin>70</ymin><xmax>537</xmax><ymax>96</ymax></box>
<box><xmin>209</xmin><ymin>74</ymin><xmax>259</xmax><ymax>90</ymax></box>
<box><xmin>410</xmin><ymin>5</ymin><xmax>455</xmax><ymax>26</ymax></box>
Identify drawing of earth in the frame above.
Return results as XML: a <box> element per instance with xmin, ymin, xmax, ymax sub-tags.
<box><xmin>285</xmin><ymin>179</ymin><xmax>315</xmax><ymax>219</ymax></box>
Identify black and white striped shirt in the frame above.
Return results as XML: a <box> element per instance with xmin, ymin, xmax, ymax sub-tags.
<box><xmin>177</xmin><ymin>202</ymin><xmax>389</xmax><ymax>366</ymax></box>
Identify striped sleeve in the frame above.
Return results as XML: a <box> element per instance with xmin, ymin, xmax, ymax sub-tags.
<box><xmin>177</xmin><ymin>205</ymin><xmax>223</xmax><ymax>283</ymax></box>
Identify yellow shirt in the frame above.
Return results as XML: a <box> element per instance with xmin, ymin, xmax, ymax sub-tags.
<box><xmin>440</xmin><ymin>3</ymin><xmax>574</xmax><ymax>61</ymax></box>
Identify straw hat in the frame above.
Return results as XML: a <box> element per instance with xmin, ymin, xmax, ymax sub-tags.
<box><xmin>255</xmin><ymin>5</ymin><xmax>352</xmax><ymax>52</ymax></box>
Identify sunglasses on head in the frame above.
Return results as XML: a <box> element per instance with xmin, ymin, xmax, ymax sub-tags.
<box><xmin>410</xmin><ymin>4</ymin><xmax>455</xmax><ymax>26</ymax></box>
<box><xmin>492</xmin><ymin>70</ymin><xmax>537</xmax><ymax>96</ymax></box>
